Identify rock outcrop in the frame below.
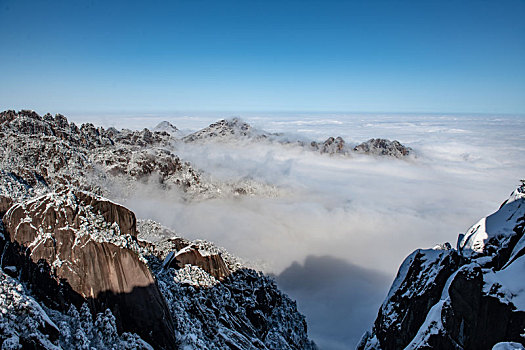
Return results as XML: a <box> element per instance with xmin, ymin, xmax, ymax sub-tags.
<box><xmin>182</xmin><ymin>117</ymin><xmax>412</xmax><ymax>158</ymax></box>
<box><xmin>359</xmin><ymin>183</ymin><xmax>525</xmax><ymax>349</ymax></box>
<box><xmin>310</xmin><ymin>136</ymin><xmax>347</xmax><ymax>155</ymax></box>
<box><xmin>1</xmin><ymin>111</ymin><xmax>281</xmax><ymax>201</ymax></box>
<box><xmin>154</xmin><ymin>121</ymin><xmax>181</xmax><ymax>137</ymax></box>
<box><xmin>162</xmin><ymin>245</ymin><xmax>231</xmax><ymax>281</ymax></box>
<box><xmin>135</xmin><ymin>219</ymin><xmax>317</xmax><ymax>349</ymax></box>
<box><xmin>0</xmin><ymin>110</ymin><xmax>224</xmax><ymax>201</ymax></box>
<box><xmin>354</xmin><ymin>138</ymin><xmax>412</xmax><ymax>157</ymax></box>
<box><xmin>2</xmin><ymin>190</ymin><xmax>176</xmax><ymax>349</ymax></box>
<box><xmin>182</xmin><ymin>118</ymin><xmax>268</xmax><ymax>142</ymax></box>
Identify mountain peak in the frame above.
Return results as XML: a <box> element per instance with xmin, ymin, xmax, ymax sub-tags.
<box><xmin>153</xmin><ymin>121</ymin><xmax>179</xmax><ymax>134</ymax></box>
<box><xmin>182</xmin><ymin>117</ymin><xmax>263</xmax><ymax>142</ymax></box>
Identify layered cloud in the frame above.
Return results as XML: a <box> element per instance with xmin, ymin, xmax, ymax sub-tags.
<box><xmin>103</xmin><ymin>113</ymin><xmax>524</xmax><ymax>349</ymax></box>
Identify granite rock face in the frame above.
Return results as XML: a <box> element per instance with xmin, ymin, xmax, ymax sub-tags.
<box><xmin>2</xmin><ymin>190</ymin><xmax>176</xmax><ymax>349</ymax></box>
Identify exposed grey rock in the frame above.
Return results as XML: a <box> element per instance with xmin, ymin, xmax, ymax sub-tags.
<box><xmin>310</xmin><ymin>136</ymin><xmax>347</xmax><ymax>155</ymax></box>
<box><xmin>354</xmin><ymin>138</ymin><xmax>412</xmax><ymax>157</ymax></box>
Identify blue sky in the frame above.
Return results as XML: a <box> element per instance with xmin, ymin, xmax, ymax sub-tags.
<box><xmin>1</xmin><ymin>0</ymin><xmax>524</xmax><ymax>114</ymax></box>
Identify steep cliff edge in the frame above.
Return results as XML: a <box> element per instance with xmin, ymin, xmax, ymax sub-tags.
<box><xmin>1</xmin><ymin>189</ymin><xmax>176</xmax><ymax>349</ymax></box>
<box><xmin>359</xmin><ymin>183</ymin><xmax>525</xmax><ymax>349</ymax></box>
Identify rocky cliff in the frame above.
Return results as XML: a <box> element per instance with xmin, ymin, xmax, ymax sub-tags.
<box><xmin>2</xmin><ymin>189</ymin><xmax>176</xmax><ymax>349</ymax></box>
<box><xmin>359</xmin><ymin>183</ymin><xmax>525</xmax><ymax>349</ymax></box>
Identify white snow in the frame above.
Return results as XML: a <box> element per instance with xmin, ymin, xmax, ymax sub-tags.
<box><xmin>459</xmin><ymin>188</ymin><xmax>525</xmax><ymax>257</ymax></box>
<box><xmin>173</xmin><ymin>264</ymin><xmax>218</xmax><ymax>287</ymax></box>
<box><xmin>483</xmin><ymin>254</ymin><xmax>525</xmax><ymax>310</ymax></box>
<box><xmin>492</xmin><ymin>342</ymin><xmax>525</xmax><ymax>350</ymax></box>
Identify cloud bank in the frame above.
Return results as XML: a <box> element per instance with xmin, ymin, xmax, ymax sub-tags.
<box><xmin>106</xmin><ymin>113</ymin><xmax>524</xmax><ymax>349</ymax></box>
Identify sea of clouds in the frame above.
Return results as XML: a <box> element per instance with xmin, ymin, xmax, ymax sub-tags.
<box><xmin>75</xmin><ymin>112</ymin><xmax>525</xmax><ymax>349</ymax></box>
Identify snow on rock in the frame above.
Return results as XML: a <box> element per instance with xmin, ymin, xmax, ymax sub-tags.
<box><xmin>156</xmin><ymin>266</ymin><xmax>317</xmax><ymax>350</ymax></box>
<box><xmin>173</xmin><ymin>264</ymin><xmax>219</xmax><ymax>287</ymax></box>
<box><xmin>483</xmin><ymin>254</ymin><xmax>525</xmax><ymax>310</ymax></box>
<box><xmin>360</xmin><ymin>183</ymin><xmax>525</xmax><ymax>350</ymax></box>
<box><xmin>0</xmin><ymin>270</ymin><xmax>60</xmax><ymax>349</ymax></box>
<box><xmin>360</xmin><ymin>247</ymin><xmax>460</xmax><ymax>349</ymax></box>
<box><xmin>182</xmin><ymin>118</ymin><xmax>270</xmax><ymax>143</ymax></box>
<box><xmin>309</xmin><ymin>136</ymin><xmax>347</xmax><ymax>155</ymax></box>
<box><xmin>138</xmin><ymin>218</ymin><xmax>246</xmax><ymax>274</ymax></box>
<box><xmin>135</xmin><ymin>218</ymin><xmax>317</xmax><ymax>348</ymax></box>
<box><xmin>0</xmin><ymin>110</ymin><xmax>274</xmax><ymax>203</ymax></box>
<box><xmin>1</xmin><ymin>189</ymin><xmax>177</xmax><ymax>349</ymax></box>
<box><xmin>181</xmin><ymin>117</ymin><xmax>412</xmax><ymax>159</ymax></box>
<box><xmin>0</xmin><ymin>110</ymin><xmax>319</xmax><ymax>349</ymax></box>
<box><xmin>353</xmin><ymin>138</ymin><xmax>412</xmax><ymax>157</ymax></box>
<box><xmin>153</xmin><ymin>121</ymin><xmax>183</xmax><ymax>138</ymax></box>
<box><xmin>459</xmin><ymin>183</ymin><xmax>525</xmax><ymax>261</ymax></box>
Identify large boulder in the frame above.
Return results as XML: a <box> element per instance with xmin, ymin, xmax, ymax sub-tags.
<box><xmin>2</xmin><ymin>189</ymin><xmax>176</xmax><ymax>349</ymax></box>
<box><xmin>162</xmin><ymin>244</ymin><xmax>231</xmax><ymax>281</ymax></box>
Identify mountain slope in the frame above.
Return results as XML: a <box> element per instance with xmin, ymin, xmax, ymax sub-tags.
<box><xmin>359</xmin><ymin>183</ymin><xmax>525</xmax><ymax>349</ymax></box>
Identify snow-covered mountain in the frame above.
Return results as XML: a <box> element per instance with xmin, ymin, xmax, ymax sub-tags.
<box><xmin>153</xmin><ymin>121</ymin><xmax>184</xmax><ymax>138</ymax></box>
<box><xmin>0</xmin><ymin>110</ymin><xmax>317</xmax><ymax>349</ymax></box>
<box><xmin>182</xmin><ymin>117</ymin><xmax>412</xmax><ymax>158</ymax></box>
<box><xmin>0</xmin><ymin>110</ymin><xmax>281</xmax><ymax>202</ymax></box>
<box><xmin>359</xmin><ymin>183</ymin><xmax>525</xmax><ymax>349</ymax></box>
<box><xmin>182</xmin><ymin>118</ymin><xmax>271</xmax><ymax>142</ymax></box>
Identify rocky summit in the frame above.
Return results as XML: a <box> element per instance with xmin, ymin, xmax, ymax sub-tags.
<box><xmin>359</xmin><ymin>183</ymin><xmax>525</xmax><ymax>349</ymax></box>
<box><xmin>353</xmin><ymin>138</ymin><xmax>412</xmax><ymax>158</ymax></box>
<box><xmin>181</xmin><ymin>117</ymin><xmax>412</xmax><ymax>158</ymax></box>
<box><xmin>0</xmin><ymin>110</ymin><xmax>317</xmax><ymax>349</ymax></box>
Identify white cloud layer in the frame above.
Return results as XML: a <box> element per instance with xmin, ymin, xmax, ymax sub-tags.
<box><xmin>104</xmin><ymin>113</ymin><xmax>524</xmax><ymax>349</ymax></box>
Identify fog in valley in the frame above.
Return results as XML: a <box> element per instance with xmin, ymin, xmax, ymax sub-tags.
<box><xmin>82</xmin><ymin>113</ymin><xmax>525</xmax><ymax>349</ymax></box>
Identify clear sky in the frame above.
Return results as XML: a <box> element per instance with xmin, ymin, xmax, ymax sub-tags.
<box><xmin>1</xmin><ymin>0</ymin><xmax>524</xmax><ymax>114</ymax></box>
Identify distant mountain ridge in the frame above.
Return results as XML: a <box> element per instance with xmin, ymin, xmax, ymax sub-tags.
<box><xmin>179</xmin><ymin>117</ymin><xmax>413</xmax><ymax>158</ymax></box>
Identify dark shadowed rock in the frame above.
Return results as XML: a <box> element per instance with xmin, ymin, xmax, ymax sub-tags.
<box><xmin>0</xmin><ymin>195</ymin><xmax>13</xmax><ymax>216</ymax></box>
<box><xmin>364</xmin><ymin>248</ymin><xmax>460</xmax><ymax>349</ymax></box>
<box><xmin>440</xmin><ymin>265</ymin><xmax>525</xmax><ymax>348</ymax></box>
